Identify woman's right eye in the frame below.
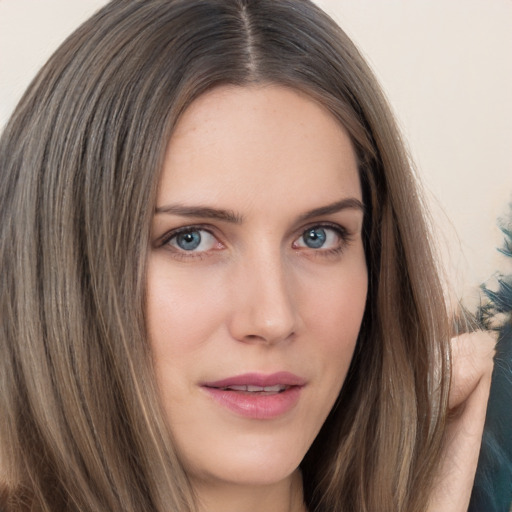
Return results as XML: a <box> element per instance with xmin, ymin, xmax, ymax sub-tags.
<box><xmin>164</xmin><ymin>228</ymin><xmax>220</xmax><ymax>254</ymax></box>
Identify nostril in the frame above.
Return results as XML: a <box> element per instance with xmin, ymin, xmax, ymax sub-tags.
<box><xmin>238</xmin><ymin>329</ymin><xmax>296</xmax><ymax>345</ymax></box>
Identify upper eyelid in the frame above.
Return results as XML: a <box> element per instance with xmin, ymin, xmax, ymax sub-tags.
<box><xmin>295</xmin><ymin>223</ymin><xmax>350</xmax><ymax>243</ymax></box>
<box><xmin>296</xmin><ymin>221</ymin><xmax>350</xmax><ymax>237</ymax></box>
<box><xmin>156</xmin><ymin>224</ymin><xmax>220</xmax><ymax>249</ymax></box>
<box><xmin>161</xmin><ymin>221</ymin><xmax>346</xmax><ymax>238</ymax></box>
<box><xmin>302</xmin><ymin>221</ymin><xmax>346</xmax><ymax>230</ymax></box>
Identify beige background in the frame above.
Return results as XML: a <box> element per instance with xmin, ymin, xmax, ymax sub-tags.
<box><xmin>1</xmin><ymin>0</ymin><xmax>511</xmax><ymax>300</ymax></box>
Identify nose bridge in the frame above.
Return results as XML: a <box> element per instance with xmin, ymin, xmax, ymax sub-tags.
<box><xmin>228</xmin><ymin>242</ymin><xmax>297</xmax><ymax>344</ymax></box>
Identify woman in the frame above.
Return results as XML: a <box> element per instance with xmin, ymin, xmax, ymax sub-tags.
<box><xmin>0</xmin><ymin>1</ymin><xmax>494</xmax><ymax>511</ymax></box>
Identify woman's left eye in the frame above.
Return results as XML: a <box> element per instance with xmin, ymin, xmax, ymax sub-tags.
<box><xmin>165</xmin><ymin>228</ymin><xmax>219</xmax><ymax>253</ymax></box>
<box><xmin>293</xmin><ymin>226</ymin><xmax>346</xmax><ymax>251</ymax></box>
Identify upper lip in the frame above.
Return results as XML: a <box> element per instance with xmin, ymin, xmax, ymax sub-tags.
<box><xmin>202</xmin><ymin>372</ymin><xmax>306</xmax><ymax>389</ymax></box>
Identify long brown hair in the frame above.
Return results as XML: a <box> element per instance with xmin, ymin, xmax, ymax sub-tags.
<box><xmin>0</xmin><ymin>1</ymin><xmax>450</xmax><ymax>510</ymax></box>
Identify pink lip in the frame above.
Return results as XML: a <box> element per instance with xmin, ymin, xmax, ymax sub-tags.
<box><xmin>201</xmin><ymin>372</ymin><xmax>306</xmax><ymax>420</ymax></box>
<box><xmin>203</xmin><ymin>371</ymin><xmax>306</xmax><ymax>389</ymax></box>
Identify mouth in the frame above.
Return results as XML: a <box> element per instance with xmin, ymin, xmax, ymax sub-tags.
<box><xmin>201</xmin><ymin>372</ymin><xmax>305</xmax><ymax>419</ymax></box>
<box><xmin>215</xmin><ymin>384</ymin><xmax>289</xmax><ymax>395</ymax></box>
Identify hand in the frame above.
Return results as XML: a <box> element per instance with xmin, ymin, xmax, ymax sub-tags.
<box><xmin>428</xmin><ymin>331</ymin><xmax>496</xmax><ymax>512</ymax></box>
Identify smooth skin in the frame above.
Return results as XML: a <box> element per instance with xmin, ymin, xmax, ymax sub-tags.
<box><xmin>146</xmin><ymin>84</ymin><xmax>494</xmax><ymax>512</ymax></box>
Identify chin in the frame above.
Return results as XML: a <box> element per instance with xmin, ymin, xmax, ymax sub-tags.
<box><xmin>179</xmin><ymin>428</ymin><xmax>311</xmax><ymax>487</ymax></box>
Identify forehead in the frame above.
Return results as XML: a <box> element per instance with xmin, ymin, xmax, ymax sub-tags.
<box><xmin>158</xmin><ymin>84</ymin><xmax>361</xmax><ymax>210</ymax></box>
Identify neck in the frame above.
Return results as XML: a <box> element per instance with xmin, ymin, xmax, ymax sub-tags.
<box><xmin>193</xmin><ymin>469</ymin><xmax>307</xmax><ymax>512</ymax></box>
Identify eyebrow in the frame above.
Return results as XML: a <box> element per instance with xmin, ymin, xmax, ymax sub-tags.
<box><xmin>154</xmin><ymin>197</ymin><xmax>364</xmax><ymax>224</ymax></box>
<box><xmin>297</xmin><ymin>197</ymin><xmax>365</xmax><ymax>222</ymax></box>
<box><xmin>155</xmin><ymin>204</ymin><xmax>243</xmax><ymax>224</ymax></box>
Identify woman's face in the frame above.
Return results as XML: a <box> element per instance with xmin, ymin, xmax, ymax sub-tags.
<box><xmin>146</xmin><ymin>85</ymin><xmax>367</xmax><ymax>490</ymax></box>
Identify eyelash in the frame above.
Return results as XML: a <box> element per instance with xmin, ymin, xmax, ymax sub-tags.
<box><xmin>159</xmin><ymin>224</ymin><xmax>220</xmax><ymax>261</ymax></box>
<box><xmin>294</xmin><ymin>223</ymin><xmax>353</xmax><ymax>258</ymax></box>
<box><xmin>158</xmin><ymin>222</ymin><xmax>353</xmax><ymax>261</ymax></box>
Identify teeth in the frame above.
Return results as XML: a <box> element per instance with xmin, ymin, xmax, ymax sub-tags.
<box><xmin>222</xmin><ymin>384</ymin><xmax>287</xmax><ymax>392</ymax></box>
<box><xmin>225</xmin><ymin>385</ymin><xmax>248</xmax><ymax>391</ymax></box>
<box><xmin>263</xmin><ymin>385</ymin><xmax>285</xmax><ymax>392</ymax></box>
<box><xmin>247</xmin><ymin>385</ymin><xmax>264</xmax><ymax>392</ymax></box>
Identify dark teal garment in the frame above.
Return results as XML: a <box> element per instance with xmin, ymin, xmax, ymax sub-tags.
<box><xmin>469</xmin><ymin>322</ymin><xmax>512</xmax><ymax>512</ymax></box>
<box><xmin>469</xmin><ymin>219</ymin><xmax>512</xmax><ymax>512</ymax></box>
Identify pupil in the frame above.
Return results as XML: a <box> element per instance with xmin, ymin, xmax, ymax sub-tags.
<box><xmin>177</xmin><ymin>231</ymin><xmax>201</xmax><ymax>250</ymax></box>
<box><xmin>304</xmin><ymin>228</ymin><xmax>326</xmax><ymax>249</ymax></box>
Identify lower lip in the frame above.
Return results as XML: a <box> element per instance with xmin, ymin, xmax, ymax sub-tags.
<box><xmin>202</xmin><ymin>386</ymin><xmax>302</xmax><ymax>419</ymax></box>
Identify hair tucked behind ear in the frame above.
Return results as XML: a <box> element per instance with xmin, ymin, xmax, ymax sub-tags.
<box><xmin>0</xmin><ymin>1</ymin><xmax>450</xmax><ymax>511</ymax></box>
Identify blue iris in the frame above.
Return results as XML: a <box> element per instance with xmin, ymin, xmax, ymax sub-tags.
<box><xmin>176</xmin><ymin>230</ymin><xmax>202</xmax><ymax>251</ymax></box>
<box><xmin>303</xmin><ymin>227</ymin><xmax>326</xmax><ymax>249</ymax></box>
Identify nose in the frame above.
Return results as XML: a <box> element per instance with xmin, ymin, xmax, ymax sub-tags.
<box><xmin>227</xmin><ymin>250</ymin><xmax>299</xmax><ymax>345</ymax></box>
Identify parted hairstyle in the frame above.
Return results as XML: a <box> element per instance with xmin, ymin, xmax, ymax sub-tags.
<box><xmin>0</xmin><ymin>1</ymin><xmax>451</xmax><ymax>511</ymax></box>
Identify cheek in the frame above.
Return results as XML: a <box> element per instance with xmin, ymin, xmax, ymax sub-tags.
<box><xmin>306</xmin><ymin>259</ymin><xmax>367</xmax><ymax>337</ymax></box>
<box><xmin>303</xmin><ymin>257</ymin><xmax>367</xmax><ymax>381</ymax></box>
<box><xmin>145</xmin><ymin>264</ymin><xmax>231</xmax><ymax>421</ymax></box>
<box><xmin>146</xmin><ymin>262</ymin><xmax>228</xmax><ymax>359</ymax></box>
